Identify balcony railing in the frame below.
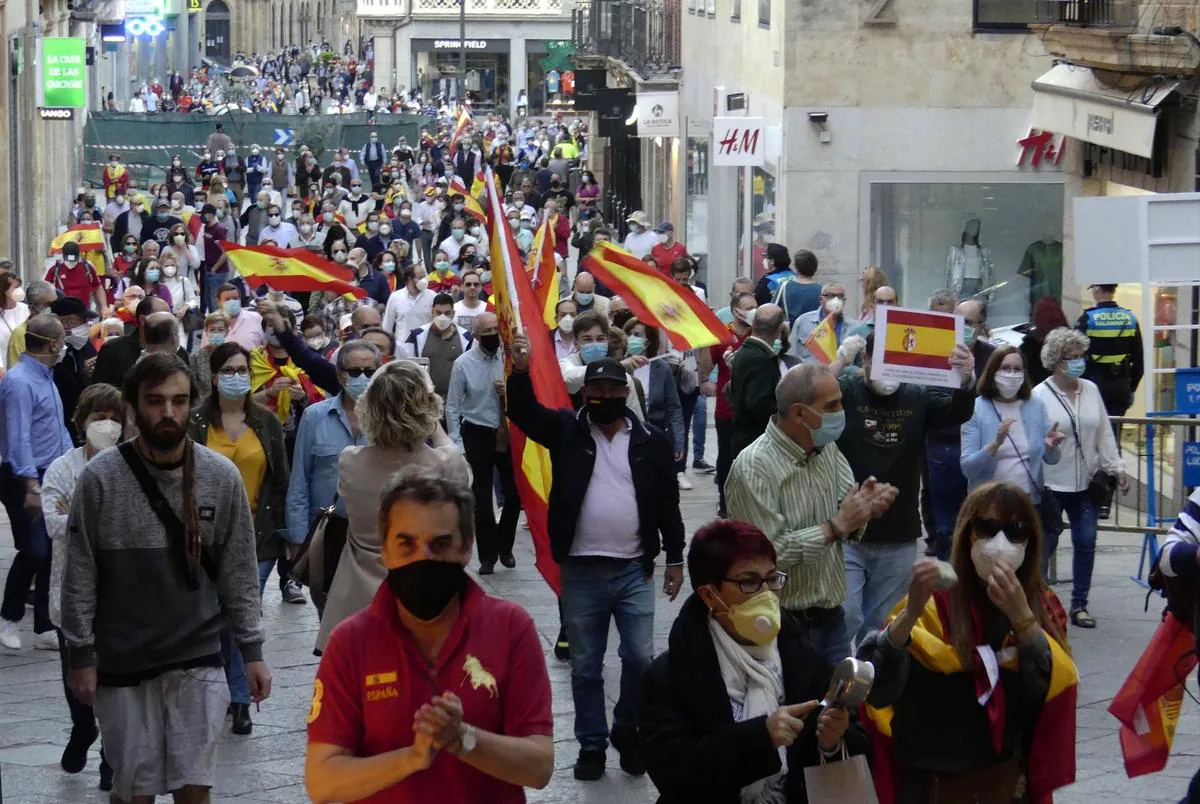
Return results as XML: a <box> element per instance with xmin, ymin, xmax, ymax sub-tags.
<box><xmin>358</xmin><ymin>0</ymin><xmax>563</xmax><ymax>16</ymax></box>
<box><xmin>572</xmin><ymin>0</ymin><xmax>681</xmax><ymax>80</ymax></box>
<box><xmin>1036</xmin><ymin>0</ymin><xmax>1137</xmax><ymax>27</ymax></box>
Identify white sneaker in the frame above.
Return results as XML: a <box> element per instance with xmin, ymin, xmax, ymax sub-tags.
<box><xmin>677</xmin><ymin>472</ymin><xmax>693</xmax><ymax>491</ymax></box>
<box><xmin>0</xmin><ymin>620</ymin><xmax>20</xmax><ymax>650</ymax></box>
<box><xmin>33</xmin><ymin>630</ymin><xmax>59</xmax><ymax>651</ymax></box>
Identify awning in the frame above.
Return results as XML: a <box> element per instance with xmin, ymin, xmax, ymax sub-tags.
<box><xmin>1030</xmin><ymin>64</ymin><xmax>1178</xmax><ymax>159</ymax></box>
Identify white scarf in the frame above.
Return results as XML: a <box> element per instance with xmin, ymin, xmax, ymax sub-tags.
<box><xmin>709</xmin><ymin>620</ymin><xmax>788</xmax><ymax>804</ymax></box>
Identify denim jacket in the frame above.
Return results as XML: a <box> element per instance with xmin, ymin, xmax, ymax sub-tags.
<box><xmin>960</xmin><ymin>395</ymin><xmax>1061</xmax><ymax>503</ymax></box>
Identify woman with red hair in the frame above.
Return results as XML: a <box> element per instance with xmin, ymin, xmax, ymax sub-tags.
<box><xmin>1020</xmin><ymin>297</ymin><xmax>1068</xmax><ymax>387</ymax></box>
<box><xmin>641</xmin><ymin>519</ymin><xmax>869</xmax><ymax>803</ymax></box>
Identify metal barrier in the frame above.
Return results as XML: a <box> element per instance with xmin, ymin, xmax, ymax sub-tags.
<box><xmin>1094</xmin><ymin>414</ymin><xmax>1199</xmax><ymax>587</ymax></box>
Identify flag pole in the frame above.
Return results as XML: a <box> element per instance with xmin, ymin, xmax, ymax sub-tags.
<box><xmin>483</xmin><ymin>166</ymin><xmax>525</xmax><ymax>337</ymax></box>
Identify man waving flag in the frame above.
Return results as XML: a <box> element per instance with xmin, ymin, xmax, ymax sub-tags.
<box><xmin>483</xmin><ymin>166</ymin><xmax>567</xmax><ymax>594</ymax></box>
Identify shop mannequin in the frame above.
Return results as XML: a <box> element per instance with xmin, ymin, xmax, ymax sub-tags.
<box><xmin>945</xmin><ymin>216</ymin><xmax>994</xmax><ymax>300</ymax></box>
<box><xmin>1018</xmin><ymin>228</ymin><xmax>1063</xmax><ymax>316</ymax></box>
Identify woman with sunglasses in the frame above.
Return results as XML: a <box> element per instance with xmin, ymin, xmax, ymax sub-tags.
<box><xmin>859</xmin><ymin>482</ymin><xmax>1077</xmax><ymax>803</ymax></box>
<box><xmin>188</xmin><ymin>342</ymin><xmax>289</xmax><ymax>737</ymax></box>
<box><xmin>961</xmin><ymin>346</ymin><xmax>1064</xmax><ymax>513</ymax></box>
<box><xmin>641</xmin><ymin>519</ymin><xmax>869</xmax><ymax>803</ymax></box>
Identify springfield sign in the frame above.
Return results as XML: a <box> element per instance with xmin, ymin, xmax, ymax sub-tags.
<box><xmin>41</xmin><ymin>37</ymin><xmax>87</xmax><ymax>109</ymax></box>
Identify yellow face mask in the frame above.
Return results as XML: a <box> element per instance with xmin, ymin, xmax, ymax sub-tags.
<box><xmin>710</xmin><ymin>587</ymin><xmax>782</xmax><ymax>646</ymax></box>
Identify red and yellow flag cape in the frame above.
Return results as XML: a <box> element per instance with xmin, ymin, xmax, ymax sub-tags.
<box><xmin>220</xmin><ymin>244</ymin><xmax>365</xmax><ymax>298</ymax></box>
<box><xmin>864</xmin><ymin>590</ymin><xmax>1077</xmax><ymax>804</ymax></box>
<box><xmin>483</xmin><ymin>166</ymin><xmax>566</xmax><ymax>595</ymax></box>
<box><xmin>249</xmin><ymin>347</ymin><xmax>326</xmax><ymax>425</ymax></box>
<box><xmin>581</xmin><ymin>241</ymin><xmax>734</xmax><ymax>351</ymax></box>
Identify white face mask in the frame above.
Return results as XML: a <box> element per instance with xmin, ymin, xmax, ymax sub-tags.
<box><xmin>994</xmin><ymin>371</ymin><xmax>1024</xmax><ymax>399</ymax></box>
<box><xmin>162</xmin><ymin>264</ymin><xmax>178</xmax><ymax>278</ymax></box>
<box><xmin>868</xmin><ymin>378</ymin><xmax>901</xmax><ymax>396</ymax></box>
<box><xmin>433</xmin><ymin>314</ymin><xmax>453</xmax><ymax>331</ymax></box>
<box><xmin>85</xmin><ymin>419</ymin><xmax>123</xmax><ymax>452</ymax></box>
<box><xmin>65</xmin><ymin>324</ymin><xmax>91</xmax><ymax>350</ymax></box>
<box><xmin>824</xmin><ymin>297</ymin><xmax>844</xmax><ymax>315</ymax></box>
<box><xmin>970</xmin><ymin>530</ymin><xmax>1027</xmax><ymax>580</ymax></box>
<box><xmin>735</xmin><ymin>307</ymin><xmax>757</xmax><ymax>326</ymax></box>
<box><xmin>415</xmin><ymin>277</ymin><xmax>429</xmax><ymax>292</ymax></box>
<box><xmin>559</xmin><ymin>314</ymin><xmax>575</xmax><ymax>334</ymax></box>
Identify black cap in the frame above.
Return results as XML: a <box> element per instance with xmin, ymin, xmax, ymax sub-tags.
<box><xmin>583</xmin><ymin>358</ymin><xmax>626</xmax><ymax>385</ymax></box>
<box><xmin>50</xmin><ymin>295</ymin><xmax>99</xmax><ymax>320</ymax></box>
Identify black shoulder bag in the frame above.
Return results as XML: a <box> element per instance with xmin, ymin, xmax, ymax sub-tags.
<box><xmin>118</xmin><ymin>442</ymin><xmax>217</xmax><ymax>591</ymax></box>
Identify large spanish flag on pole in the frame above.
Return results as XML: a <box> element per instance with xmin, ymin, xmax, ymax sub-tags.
<box><xmin>484</xmin><ymin>166</ymin><xmax>566</xmax><ymax>594</ymax></box>
<box><xmin>526</xmin><ymin>216</ymin><xmax>559</xmax><ymax>331</ymax></box>
<box><xmin>880</xmin><ymin>308</ymin><xmax>958</xmax><ymax>370</ymax></box>
<box><xmin>448</xmin><ymin>105</ymin><xmax>472</xmax><ymax>157</ymax></box>
<box><xmin>582</xmin><ymin>241</ymin><xmax>734</xmax><ymax>351</ymax></box>
<box><xmin>220</xmin><ymin>244</ymin><xmax>366</xmax><ymax>298</ymax></box>
<box><xmin>1108</xmin><ymin>613</ymin><xmax>1198</xmax><ymax>777</ymax></box>
<box><xmin>49</xmin><ymin>223</ymin><xmax>106</xmax><ymax>255</ymax></box>
<box><xmin>803</xmin><ymin>314</ymin><xmax>839</xmax><ymax>365</ymax></box>
<box><xmin>448</xmin><ymin>176</ymin><xmax>486</xmax><ymax>225</ymax></box>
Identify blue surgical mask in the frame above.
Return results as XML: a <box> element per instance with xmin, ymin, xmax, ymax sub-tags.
<box><xmin>222</xmin><ymin>299</ymin><xmax>242</xmax><ymax>317</ymax></box>
<box><xmin>145</xmin><ymin>269</ymin><xmax>160</xmax><ymax>283</ymax></box>
<box><xmin>575</xmin><ymin>292</ymin><xmax>594</xmax><ymax>306</ymax></box>
<box><xmin>207</xmin><ymin>332</ymin><xmax>226</xmax><ymax>346</ymax></box>
<box><xmin>580</xmin><ymin>342</ymin><xmax>608</xmax><ymax>364</ymax></box>
<box><xmin>806</xmin><ymin>408</ymin><xmax>846</xmax><ymax>447</ymax></box>
<box><xmin>217</xmin><ymin>373</ymin><xmax>251</xmax><ymax>399</ymax></box>
<box><xmin>772</xmin><ymin>338</ymin><xmax>782</xmax><ymax>354</ymax></box>
<box><xmin>156</xmin><ymin>211</ymin><xmax>168</xmax><ymax>221</ymax></box>
<box><xmin>1065</xmin><ymin>357</ymin><xmax>1087</xmax><ymax>378</ymax></box>
<box><xmin>963</xmin><ymin>325</ymin><xmax>976</xmax><ymax>347</ymax></box>
<box><xmin>344</xmin><ymin>372</ymin><xmax>370</xmax><ymax>399</ymax></box>
<box><xmin>627</xmin><ymin>336</ymin><xmax>646</xmax><ymax>356</ymax></box>
<box><xmin>381</xmin><ymin>261</ymin><xmax>396</xmax><ymax>274</ymax></box>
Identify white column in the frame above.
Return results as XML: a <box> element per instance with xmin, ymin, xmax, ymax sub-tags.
<box><xmin>509</xmin><ymin>36</ymin><xmax>526</xmax><ymax>119</ymax></box>
<box><xmin>373</xmin><ymin>28</ymin><xmax>395</xmax><ymax>95</ymax></box>
<box><xmin>394</xmin><ymin>26</ymin><xmax>413</xmax><ymax>95</ymax></box>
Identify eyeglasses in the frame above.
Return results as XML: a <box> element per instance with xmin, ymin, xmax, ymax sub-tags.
<box><xmin>822</xmin><ymin>292</ymin><xmax>847</xmax><ymax>300</ymax></box>
<box><xmin>723</xmin><ymin>571</ymin><xmax>788</xmax><ymax>595</ymax></box>
<box><xmin>218</xmin><ymin>367</ymin><xmax>249</xmax><ymax>378</ymax></box>
<box><xmin>971</xmin><ymin>516</ymin><xmax>1031</xmax><ymax>543</ymax></box>
<box><xmin>343</xmin><ymin>367</ymin><xmax>376</xmax><ymax>378</ymax></box>
<box><xmin>463</xmin><ymin>281</ymin><xmax>481</xmax><ymax>288</ymax></box>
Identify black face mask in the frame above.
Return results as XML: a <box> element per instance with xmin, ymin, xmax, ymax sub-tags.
<box><xmin>479</xmin><ymin>333</ymin><xmax>501</xmax><ymax>354</ymax></box>
<box><xmin>386</xmin><ymin>560</ymin><xmax>466</xmax><ymax>621</ymax></box>
<box><xmin>587</xmin><ymin>396</ymin><xmax>626</xmax><ymax>425</ymax></box>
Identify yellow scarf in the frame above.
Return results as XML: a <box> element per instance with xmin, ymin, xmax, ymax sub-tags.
<box><xmin>249</xmin><ymin>347</ymin><xmax>324</xmax><ymax>423</ymax></box>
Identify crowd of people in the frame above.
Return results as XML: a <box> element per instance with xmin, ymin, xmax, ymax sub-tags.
<box><xmin>0</xmin><ymin>100</ymin><xmax>1173</xmax><ymax>804</ymax></box>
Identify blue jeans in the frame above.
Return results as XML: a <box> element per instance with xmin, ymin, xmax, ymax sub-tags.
<box><xmin>925</xmin><ymin>441</ymin><xmax>968</xmax><ymax>561</ymax></box>
<box><xmin>1046</xmin><ymin>490</ymin><xmax>1098</xmax><ymax>610</ymax></box>
<box><xmin>792</xmin><ymin>606</ymin><xmax>851</xmax><ymax>669</ymax></box>
<box><xmin>219</xmin><ymin>629</ymin><xmax>250</xmax><ymax>705</ymax></box>
<box><xmin>692</xmin><ymin>395</ymin><xmax>708</xmax><ymax>461</ymax></box>
<box><xmin>560</xmin><ymin>558</ymin><xmax>655</xmax><ymax>751</ymax></box>
<box><xmin>844</xmin><ymin>541</ymin><xmax>919</xmax><ymax>647</ymax></box>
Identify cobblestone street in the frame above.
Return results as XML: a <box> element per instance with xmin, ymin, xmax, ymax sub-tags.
<box><xmin>0</xmin><ymin>429</ymin><xmax>1197</xmax><ymax>803</ymax></box>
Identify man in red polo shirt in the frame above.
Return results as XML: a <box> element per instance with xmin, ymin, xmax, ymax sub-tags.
<box><xmin>46</xmin><ymin>242</ymin><xmax>106</xmax><ymax>314</ymax></box>
<box><xmin>305</xmin><ymin>463</ymin><xmax>554</xmax><ymax>803</ymax></box>
<box><xmin>649</xmin><ymin>221</ymin><xmax>687</xmax><ymax>273</ymax></box>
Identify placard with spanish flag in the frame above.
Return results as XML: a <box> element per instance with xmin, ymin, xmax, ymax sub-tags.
<box><xmin>49</xmin><ymin>223</ymin><xmax>106</xmax><ymax>255</ymax></box>
<box><xmin>219</xmin><ymin>244</ymin><xmax>366</xmax><ymax>299</ymax></box>
<box><xmin>581</xmin><ymin>241</ymin><xmax>734</xmax><ymax>352</ymax></box>
<box><xmin>870</xmin><ymin>305</ymin><xmax>963</xmax><ymax>389</ymax></box>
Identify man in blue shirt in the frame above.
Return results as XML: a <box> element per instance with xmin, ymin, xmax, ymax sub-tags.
<box><xmin>445</xmin><ymin>313</ymin><xmax>520</xmax><ymax>575</ymax></box>
<box><xmin>284</xmin><ymin>340</ymin><xmax>378</xmax><ymax>616</ymax></box>
<box><xmin>0</xmin><ymin>315</ymin><xmax>75</xmax><ymax>650</ymax></box>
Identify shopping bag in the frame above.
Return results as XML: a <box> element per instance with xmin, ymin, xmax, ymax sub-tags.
<box><xmin>803</xmin><ymin>745</ymin><xmax>879</xmax><ymax>804</ymax></box>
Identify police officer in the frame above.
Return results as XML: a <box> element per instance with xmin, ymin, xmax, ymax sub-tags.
<box><xmin>1076</xmin><ymin>283</ymin><xmax>1143</xmax><ymax>437</ymax></box>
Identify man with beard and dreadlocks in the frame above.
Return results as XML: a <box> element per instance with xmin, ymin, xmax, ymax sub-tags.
<box><xmin>61</xmin><ymin>352</ymin><xmax>271</xmax><ymax>804</ymax></box>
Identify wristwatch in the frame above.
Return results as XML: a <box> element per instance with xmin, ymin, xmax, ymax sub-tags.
<box><xmin>458</xmin><ymin>723</ymin><xmax>478</xmax><ymax>755</ymax></box>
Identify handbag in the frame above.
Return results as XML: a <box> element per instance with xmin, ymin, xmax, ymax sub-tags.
<box><xmin>1045</xmin><ymin>384</ymin><xmax>1117</xmax><ymax>511</ymax></box>
<box><xmin>290</xmin><ymin>497</ymin><xmax>348</xmax><ymax>596</ymax></box>
<box><xmin>803</xmin><ymin>743</ymin><xmax>879</xmax><ymax>804</ymax></box>
<box><xmin>987</xmin><ymin>401</ymin><xmax>1058</xmax><ymax>532</ymax></box>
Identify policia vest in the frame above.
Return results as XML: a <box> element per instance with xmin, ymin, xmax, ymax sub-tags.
<box><xmin>1079</xmin><ymin>302</ymin><xmax>1141</xmax><ymax>414</ymax></box>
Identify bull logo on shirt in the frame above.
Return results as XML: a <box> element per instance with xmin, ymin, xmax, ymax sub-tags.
<box><xmin>903</xmin><ymin>327</ymin><xmax>917</xmax><ymax>353</ymax></box>
<box><xmin>462</xmin><ymin>655</ymin><xmax>498</xmax><ymax>698</ymax></box>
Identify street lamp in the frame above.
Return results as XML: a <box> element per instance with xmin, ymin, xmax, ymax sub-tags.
<box><xmin>459</xmin><ymin>0</ymin><xmax>466</xmax><ymax>103</ymax></box>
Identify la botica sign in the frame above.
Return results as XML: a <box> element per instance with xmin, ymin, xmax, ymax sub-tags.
<box><xmin>40</xmin><ymin>37</ymin><xmax>87</xmax><ymax>111</ymax></box>
<box><xmin>635</xmin><ymin>91</ymin><xmax>680</xmax><ymax>138</ymax></box>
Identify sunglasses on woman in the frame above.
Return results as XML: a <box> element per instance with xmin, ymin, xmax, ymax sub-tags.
<box><xmin>971</xmin><ymin>516</ymin><xmax>1032</xmax><ymax>543</ymax></box>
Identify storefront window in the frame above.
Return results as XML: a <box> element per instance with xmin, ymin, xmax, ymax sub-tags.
<box><xmin>735</xmin><ymin>166</ymin><xmax>776</xmax><ymax>279</ymax></box>
<box><xmin>685</xmin><ymin>137</ymin><xmax>709</xmax><ymax>264</ymax></box>
<box><xmin>421</xmin><ymin>53</ymin><xmax>510</xmax><ymax>107</ymax></box>
<box><xmin>868</xmin><ymin>180</ymin><xmax>1063</xmax><ymax>327</ymax></box>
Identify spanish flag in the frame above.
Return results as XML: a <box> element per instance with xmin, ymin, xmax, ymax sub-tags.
<box><xmin>49</xmin><ymin>223</ymin><xmax>106</xmax><ymax>255</ymax></box>
<box><xmin>803</xmin><ymin>314</ymin><xmax>839</xmax><ymax>365</ymax></box>
<box><xmin>881</xmin><ymin>308</ymin><xmax>957</xmax><ymax>370</ymax></box>
<box><xmin>449</xmin><ymin>176</ymin><xmax>486</xmax><ymax>225</ymax></box>
<box><xmin>484</xmin><ymin>166</ymin><xmax>565</xmax><ymax>595</ymax></box>
<box><xmin>449</xmin><ymin>105</ymin><xmax>472</xmax><ymax>157</ymax></box>
<box><xmin>582</xmin><ymin>241</ymin><xmax>734</xmax><ymax>351</ymax></box>
<box><xmin>1108</xmin><ymin>613</ymin><xmax>1197</xmax><ymax>777</ymax></box>
<box><xmin>525</xmin><ymin>216</ymin><xmax>559</xmax><ymax>331</ymax></box>
<box><xmin>249</xmin><ymin>347</ymin><xmax>327</xmax><ymax>425</ymax></box>
<box><xmin>471</xmin><ymin>170</ymin><xmax>486</xmax><ymax>202</ymax></box>
<box><xmin>220</xmin><ymin>244</ymin><xmax>366</xmax><ymax>298</ymax></box>
<box><xmin>864</xmin><ymin>590</ymin><xmax>1077</xmax><ymax>803</ymax></box>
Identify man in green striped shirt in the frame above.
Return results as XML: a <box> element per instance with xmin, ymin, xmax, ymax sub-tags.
<box><xmin>726</xmin><ymin>363</ymin><xmax>897</xmax><ymax>666</ymax></box>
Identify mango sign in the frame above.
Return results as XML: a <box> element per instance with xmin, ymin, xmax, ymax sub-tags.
<box><xmin>42</xmin><ymin>38</ymin><xmax>87</xmax><ymax>109</ymax></box>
